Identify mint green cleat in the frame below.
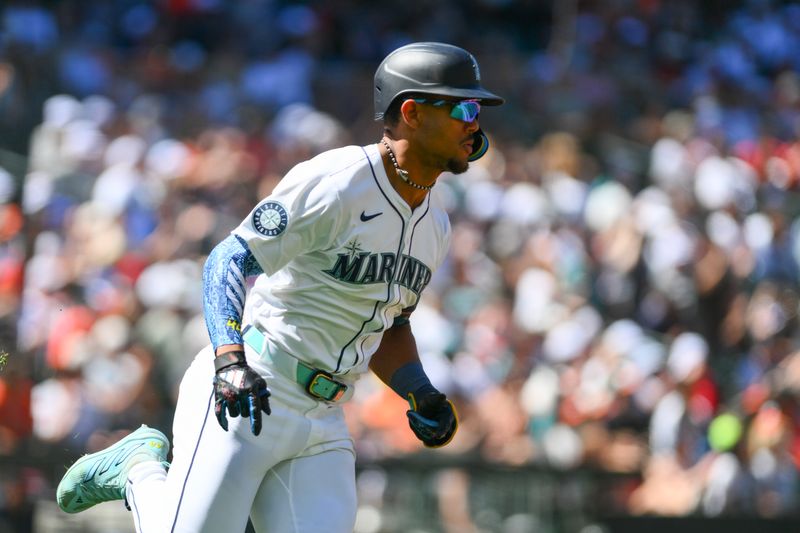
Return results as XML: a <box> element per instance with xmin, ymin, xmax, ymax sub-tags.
<box><xmin>57</xmin><ymin>425</ymin><xmax>169</xmax><ymax>514</ymax></box>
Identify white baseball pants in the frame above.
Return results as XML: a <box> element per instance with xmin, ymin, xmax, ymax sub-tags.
<box><xmin>126</xmin><ymin>345</ymin><xmax>358</xmax><ymax>533</ymax></box>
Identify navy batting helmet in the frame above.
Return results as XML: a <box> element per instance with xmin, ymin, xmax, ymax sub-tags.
<box><xmin>374</xmin><ymin>42</ymin><xmax>503</xmax><ymax>162</ymax></box>
<box><xmin>374</xmin><ymin>42</ymin><xmax>504</xmax><ymax>120</ymax></box>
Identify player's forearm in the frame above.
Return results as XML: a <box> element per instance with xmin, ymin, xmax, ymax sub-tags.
<box><xmin>369</xmin><ymin>324</ymin><xmax>438</xmax><ymax>400</ymax></box>
<box><xmin>369</xmin><ymin>323</ymin><xmax>420</xmax><ymax>384</ymax></box>
<box><xmin>203</xmin><ymin>234</ymin><xmax>264</xmax><ymax>351</ymax></box>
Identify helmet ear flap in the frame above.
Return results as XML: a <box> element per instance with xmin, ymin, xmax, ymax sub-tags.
<box><xmin>468</xmin><ymin>129</ymin><xmax>490</xmax><ymax>162</ymax></box>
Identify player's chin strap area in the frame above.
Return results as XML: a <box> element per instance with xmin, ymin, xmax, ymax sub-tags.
<box><xmin>468</xmin><ymin>129</ymin><xmax>490</xmax><ymax>162</ymax></box>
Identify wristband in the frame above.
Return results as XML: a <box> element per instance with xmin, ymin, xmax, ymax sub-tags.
<box><xmin>389</xmin><ymin>362</ymin><xmax>436</xmax><ymax>400</ymax></box>
<box><xmin>214</xmin><ymin>350</ymin><xmax>246</xmax><ymax>372</ymax></box>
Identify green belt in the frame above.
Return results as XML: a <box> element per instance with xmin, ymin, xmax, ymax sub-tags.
<box><xmin>242</xmin><ymin>325</ymin><xmax>348</xmax><ymax>403</ymax></box>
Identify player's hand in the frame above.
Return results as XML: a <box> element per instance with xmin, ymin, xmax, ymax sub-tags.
<box><xmin>213</xmin><ymin>351</ymin><xmax>271</xmax><ymax>436</ymax></box>
<box><xmin>406</xmin><ymin>389</ymin><xmax>458</xmax><ymax>448</ymax></box>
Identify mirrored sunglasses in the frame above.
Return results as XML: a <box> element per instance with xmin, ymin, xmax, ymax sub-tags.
<box><xmin>412</xmin><ymin>98</ymin><xmax>481</xmax><ymax>123</ymax></box>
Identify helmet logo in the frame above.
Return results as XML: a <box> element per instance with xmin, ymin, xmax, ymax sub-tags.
<box><xmin>471</xmin><ymin>55</ymin><xmax>481</xmax><ymax>81</ymax></box>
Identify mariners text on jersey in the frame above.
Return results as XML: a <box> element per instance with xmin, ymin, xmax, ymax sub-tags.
<box><xmin>323</xmin><ymin>248</ymin><xmax>433</xmax><ymax>295</ymax></box>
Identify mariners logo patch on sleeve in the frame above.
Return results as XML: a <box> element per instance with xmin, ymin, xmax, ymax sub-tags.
<box><xmin>253</xmin><ymin>201</ymin><xmax>288</xmax><ymax>237</ymax></box>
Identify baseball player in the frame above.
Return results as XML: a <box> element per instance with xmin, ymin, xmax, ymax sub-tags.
<box><xmin>56</xmin><ymin>41</ymin><xmax>503</xmax><ymax>532</ymax></box>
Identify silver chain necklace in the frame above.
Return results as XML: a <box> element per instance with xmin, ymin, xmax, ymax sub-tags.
<box><xmin>381</xmin><ymin>138</ymin><xmax>435</xmax><ymax>191</ymax></box>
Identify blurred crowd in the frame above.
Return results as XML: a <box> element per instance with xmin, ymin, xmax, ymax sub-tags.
<box><xmin>3</xmin><ymin>0</ymin><xmax>800</xmax><ymax>530</ymax></box>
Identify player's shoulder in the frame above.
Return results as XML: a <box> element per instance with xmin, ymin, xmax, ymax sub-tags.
<box><xmin>302</xmin><ymin>145</ymin><xmax>373</xmax><ymax>182</ymax></box>
<box><xmin>276</xmin><ymin>145</ymin><xmax>373</xmax><ymax>197</ymax></box>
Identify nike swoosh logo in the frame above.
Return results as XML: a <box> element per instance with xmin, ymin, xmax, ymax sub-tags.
<box><xmin>360</xmin><ymin>211</ymin><xmax>382</xmax><ymax>222</ymax></box>
<box><xmin>89</xmin><ymin>442</ymin><xmax>146</xmax><ymax>479</ymax></box>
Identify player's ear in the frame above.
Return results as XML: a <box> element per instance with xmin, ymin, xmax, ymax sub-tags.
<box><xmin>399</xmin><ymin>99</ymin><xmax>422</xmax><ymax>129</ymax></box>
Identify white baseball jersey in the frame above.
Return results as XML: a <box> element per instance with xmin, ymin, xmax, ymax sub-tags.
<box><xmin>234</xmin><ymin>143</ymin><xmax>451</xmax><ymax>378</ymax></box>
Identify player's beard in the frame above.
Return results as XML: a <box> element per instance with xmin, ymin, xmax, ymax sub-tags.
<box><xmin>446</xmin><ymin>158</ymin><xmax>469</xmax><ymax>174</ymax></box>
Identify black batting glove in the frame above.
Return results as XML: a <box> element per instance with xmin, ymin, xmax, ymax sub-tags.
<box><xmin>406</xmin><ymin>386</ymin><xmax>458</xmax><ymax>448</ymax></box>
<box><xmin>213</xmin><ymin>351</ymin><xmax>271</xmax><ymax>436</ymax></box>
